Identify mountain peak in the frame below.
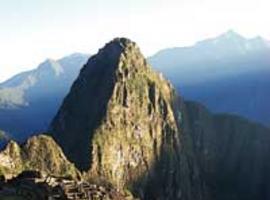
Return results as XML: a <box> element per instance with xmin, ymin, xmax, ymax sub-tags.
<box><xmin>87</xmin><ymin>37</ymin><xmax>148</xmax><ymax>76</ymax></box>
<box><xmin>249</xmin><ymin>36</ymin><xmax>270</xmax><ymax>48</ymax></box>
<box><xmin>98</xmin><ymin>37</ymin><xmax>139</xmax><ymax>56</ymax></box>
<box><xmin>40</xmin><ymin>58</ymin><xmax>58</xmax><ymax>67</ymax></box>
<box><xmin>51</xmin><ymin>38</ymin><xmax>156</xmax><ymax>171</ymax></box>
<box><xmin>221</xmin><ymin>30</ymin><xmax>244</xmax><ymax>39</ymax></box>
<box><xmin>50</xmin><ymin>38</ymin><xmax>203</xmax><ymax>199</ymax></box>
<box><xmin>195</xmin><ymin>30</ymin><xmax>246</xmax><ymax>48</ymax></box>
<box><xmin>37</xmin><ymin>59</ymin><xmax>63</xmax><ymax>76</ymax></box>
<box><xmin>108</xmin><ymin>37</ymin><xmax>136</xmax><ymax>48</ymax></box>
<box><xmin>192</xmin><ymin>30</ymin><xmax>270</xmax><ymax>57</ymax></box>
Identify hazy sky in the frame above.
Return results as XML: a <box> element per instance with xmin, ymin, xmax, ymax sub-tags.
<box><xmin>0</xmin><ymin>0</ymin><xmax>269</xmax><ymax>81</ymax></box>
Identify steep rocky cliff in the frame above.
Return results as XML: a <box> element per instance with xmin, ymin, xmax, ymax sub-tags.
<box><xmin>185</xmin><ymin>101</ymin><xmax>270</xmax><ymax>200</ymax></box>
<box><xmin>0</xmin><ymin>135</ymin><xmax>79</xmax><ymax>179</ymax></box>
<box><xmin>50</xmin><ymin>38</ymin><xmax>205</xmax><ymax>199</ymax></box>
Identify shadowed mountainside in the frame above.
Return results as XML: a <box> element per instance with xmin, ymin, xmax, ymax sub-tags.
<box><xmin>149</xmin><ymin>30</ymin><xmax>270</xmax><ymax>126</ymax></box>
<box><xmin>0</xmin><ymin>53</ymin><xmax>89</xmax><ymax>141</ymax></box>
<box><xmin>185</xmin><ymin>101</ymin><xmax>270</xmax><ymax>200</ymax></box>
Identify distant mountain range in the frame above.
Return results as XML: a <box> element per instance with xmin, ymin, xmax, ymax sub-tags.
<box><xmin>0</xmin><ymin>30</ymin><xmax>269</xmax><ymax>142</ymax></box>
<box><xmin>149</xmin><ymin>30</ymin><xmax>270</xmax><ymax>125</ymax></box>
<box><xmin>0</xmin><ymin>53</ymin><xmax>89</xmax><ymax>141</ymax></box>
<box><xmin>1</xmin><ymin>38</ymin><xmax>270</xmax><ymax>200</ymax></box>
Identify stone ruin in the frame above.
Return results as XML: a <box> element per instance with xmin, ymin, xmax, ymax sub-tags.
<box><xmin>0</xmin><ymin>170</ymin><xmax>127</xmax><ymax>200</ymax></box>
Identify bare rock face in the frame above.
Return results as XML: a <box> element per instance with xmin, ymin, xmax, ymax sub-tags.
<box><xmin>0</xmin><ymin>135</ymin><xmax>79</xmax><ymax>179</ymax></box>
<box><xmin>50</xmin><ymin>38</ymin><xmax>205</xmax><ymax>199</ymax></box>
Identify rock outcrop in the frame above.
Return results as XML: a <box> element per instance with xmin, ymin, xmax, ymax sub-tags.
<box><xmin>0</xmin><ymin>135</ymin><xmax>79</xmax><ymax>179</ymax></box>
<box><xmin>50</xmin><ymin>38</ymin><xmax>205</xmax><ymax>199</ymax></box>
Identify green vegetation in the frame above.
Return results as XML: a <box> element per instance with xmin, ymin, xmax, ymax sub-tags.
<box><xmin>49</xmin><ymin>38</ymin><xmax>203</xmax><ymax>199</ymax></box>
<box><xmin>0</xmin><ymin>135</ymin><xmax>79</xmax><ymax>179</ymax></box>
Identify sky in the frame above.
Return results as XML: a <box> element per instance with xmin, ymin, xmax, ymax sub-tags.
<box><xmin>0</xmin><ymin>0</ymin><xmax>269</xmax><ymax>82</ymax></box>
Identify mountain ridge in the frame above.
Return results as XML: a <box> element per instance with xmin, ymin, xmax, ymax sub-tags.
<box><xmin>149</xmin><ymin>30</ymin><xmax>270</xmax><ymax>126</ymax></box>
<box><xmin>50</xmin><ymin>37</ymin><xmax>206</xmax><ymax>199</ymax></box>
<box><xmin>185</xmin><ymin>100</ymin><xmax>270</xmax><ymax>200</ymax></box>
<box><xmin>0</xmin><ymin>30</ymin><xmax>269</xmax><ymax>141</ymax></box>
<box><xmin>0</xmin><ymin>53</ymin><xmax>89</xmax><ymax>141</ymax></box>
<box><xmin>0</xmin><ymin>37</ymin><xmax>269</xmax><ymax>200</ymax></box>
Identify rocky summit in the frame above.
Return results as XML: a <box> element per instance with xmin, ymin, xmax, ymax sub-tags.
<box><xmin>50</xmin><ymin>38</ymin><xmax>205</xmax><ymax>199</ymax></box>
<box><xmin>0</xmin><ymin>135</ymin><xmax>79</xmax><ymax>179</ymax></box>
